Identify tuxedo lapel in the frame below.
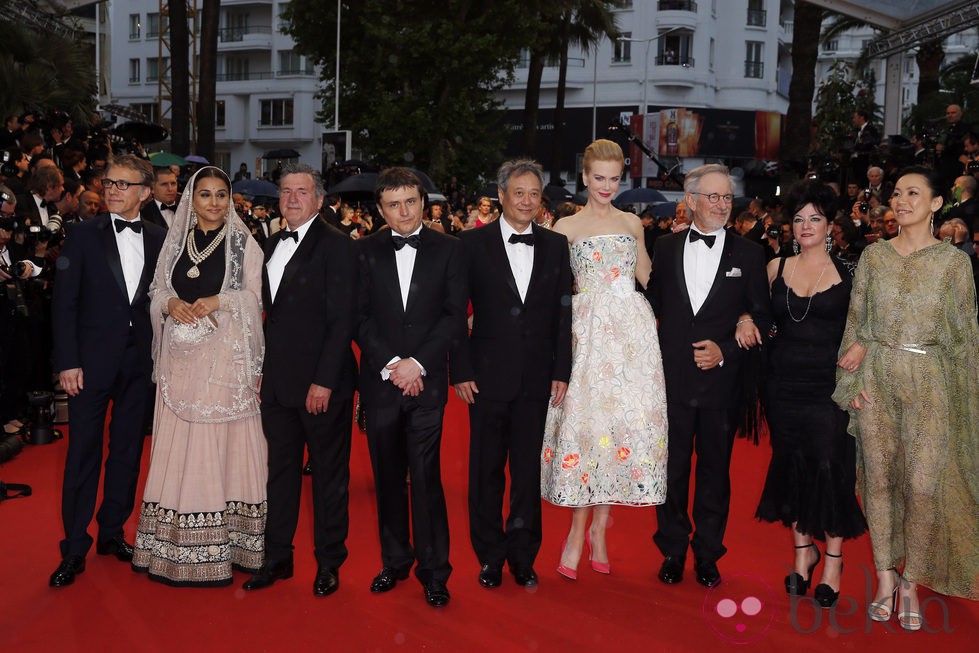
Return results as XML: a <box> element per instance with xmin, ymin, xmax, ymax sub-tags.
<box><xmin>673</xmin><ymin>233</ymin><xmax>694</xmax><ymax>316</ymax></box>
<box><xmin>131</xmin><ymin>228</ymin><xmax>161</xmax><ymax>306</ymax></box>
<box><xmin>484</xmin><ymin>220</ymin><xmax>521</xmax><ymax>303</ymax></box>
<box><xmin>98</xmin><ymin>215</ymin><xmax>129</xmax><ymax>302</ymax></box>
<box><xmin>376</xmin><ymin>233</ymin><xmax>405</xmax><ymax>314</ymax></box>
<box><xmin>275</xmin><ymin>218</ymin><xmax>319</xmax><ymax>305</ymax></box>
<box><xmin>402</xmin><ymin>228</ymin><xmax>434</xmax><ymax>316</ymax></box>
<box><xmin>523</xmin><ymin>223</ymin><xmax>547</xmax><ymax>303</ymax></box>
<box><xmin>699</xmin><ymin>233</ymin><xmax>734</xmax><ymax>313</ymax></box>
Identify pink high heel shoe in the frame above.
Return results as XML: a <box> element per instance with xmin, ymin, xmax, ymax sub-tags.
<box><xmin>586</xmin><ymin>531</ymin><xmax>610</xmax><ymax>574</ymax></box>
<box><xmin>557</xmin><ymin>539</ymin><xmax>578</xmax><ymax>580</ymax></box>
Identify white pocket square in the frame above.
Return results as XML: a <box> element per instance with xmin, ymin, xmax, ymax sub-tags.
<box><xmin>725</xmin><ymin>267</ymin><xmax>742</xmax><ymax>278</ymax></box>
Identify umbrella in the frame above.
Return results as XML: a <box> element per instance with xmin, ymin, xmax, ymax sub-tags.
<box><xmin>112</xmin><ymin>121</ymin><xmax>169</xmax><ymax>144</ymax></box>
<box><xmin>543</xmin><ymin>183</ymin><xmax>572</xmax><ymax>202</ymax></box>
<box><xmin>572</xmin><ymin>192</ymin><xmax>588</xmax><ymax>206</ymax></box>
<box><xmin>232</xmin><ymin>178</ymin><xmax>279</xmax><ymax>198</ymax></box>
<box><xmin>263</xmin><ymin>148</ymin><xmax>300</xmax><ymax>159</ymax></box>
<box><xmin>477</xmin><ymin>184</ymin><xmax>500</xmax><ymax>202</ymax></box>
<box><xmin>652</xmin><ymin>201</ymin><xmax>678</xmax><ymax>218</ymax></box>
<box><xmin>185</xmin><ymin>154</ymin><xmax>209</xmax><ymax>165</ymax></box>
<box><xmin>328</xmin><ymin>170</ymin><xmax>440</xmax><ymax>197</ymax></box>
<box><xmin>148</xmin><ymin>152</ymin><xmax>187</xmax><ymax>167</ymax></box>
<box><xmin>614</xmin><ymin>188</ymin><xmax>668</xmax><ymax>204</ymax></box>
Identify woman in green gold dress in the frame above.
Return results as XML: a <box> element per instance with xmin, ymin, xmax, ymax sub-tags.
<box><xmin>833</xmin><ymin>167</ymin><xmax>979</xmax><ymax>630</ymax></box>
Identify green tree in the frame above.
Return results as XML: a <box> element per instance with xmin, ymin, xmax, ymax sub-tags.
<box><xmin>0</xmin><ymin>8</ymin><xmax>97</xmax><ymax>126</ymax></box>
<box><xmin>811</xmin><ymin>61</ymin><xmax>878</xmax><ymax>158</ymax></box>
<box><xmin>284</xmin><ymin>0</ymin><xmax>536</xmax><ymax>187</ymax></box>
<box><xmin>547</xmin><ymin>1</ymin><xmax>622</xmax><ymax>182</ymax></box>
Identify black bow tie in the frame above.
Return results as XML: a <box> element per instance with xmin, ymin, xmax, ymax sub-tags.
<box><xmin>161</xmin><ymin>204</ymin><xmax>178</xmax><ymax>212</ymax></box>
<box><xmin>114</xmin><ymin>219</ymin><xmax>143</xmax><ymax>234</ymax></box>
<box><xmin>393</xmin><ymin>234</ymin><xmax>421</xmax><ymax>250</ymax></box>
<box><xmin>508</xmin><ymin>232</ymin><xmax>535</xmax><ymax>246</ymax></box>
<box><xmin>689</xmin><ymin>230</ymin><xmax>716</xmax><ymax>248</ymax></box>
<box><xmin>280</xmin><ymin>230</ymin><xmax>299</xmax><ymax>242</ymax></box>
<box><xmin>41</xmin><ymin>200</ymin><xmax>58</xmax><ymax>212</ymax></box>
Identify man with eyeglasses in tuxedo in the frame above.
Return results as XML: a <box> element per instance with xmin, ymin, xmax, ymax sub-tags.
<box><xmin>49</xmin><ymin>154</ymin><xmax>166</xmax><ymax>588</ymax></box>
<box><xmin>646</xmin><ymin>163</ymin><xmax>770</xmax><ymax>590</ymax></box>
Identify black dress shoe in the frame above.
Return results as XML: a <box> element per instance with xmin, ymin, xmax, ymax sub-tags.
<box><xmin>695</xmin><ymin>559</ymin><xmax>722</xmax><ymax>588</ymax></box>
<box><xmin>96</xmin><ymin>536</ymin><xmax>135</xmax><ymax>562</ymax></box>
<box><xmin>423</xmin><ymin>580</ymin><xmax>450</xmax><ymax>607</ymax></box>
<box><xmin>658</xmin><ymin>556</ymin><xmax>685</xmax><ymax>584</ymax></box>
<box><xmin>49</xmin><ymin>555</ymin><xmax>86</xmax><ymax>587</ymax></box>
<box><xmin>242</xmin><ymin>558</ymin><xmax>294</xmax><ymax>591</ymax></box>
<box><xmin>370</xmin><ymin>567</ymin><xmax>410</xmax><ymax>593</ymax></box>
<box><xmin>478</xmin><ymin>564</ymin><xmax>503</xmax><ymax>588</ymax></box>
<box><xmin>511</xmin><ymin>566</ymin><xmax>538</xmax><ymax>587</ymax></box>
<box><xmin>313</xmin><ymin>567</ymin><xmax>339</xmax><ymax>596</ymax></box>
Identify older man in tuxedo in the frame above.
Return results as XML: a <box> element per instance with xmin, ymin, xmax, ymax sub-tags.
<box><xmin>243</xmin><ymin>163</ymin><xmax>357</xmax><ymax>597</ymax></box>
<box><xmin>452</xmin><ymin>159</ymin><xmax>573</xmax><ymax>589</ymax></box>
<box><xmin>647</xmin><ymin>163</ymin><xmax>770</xmax><ymax>588</ymax></box>
<box><xmin>356</xmin><ymin>168</ymin><xmax>467</xmax><ymax>607</ymax></box>
<box><xmin>49</xmin><ymin>154</ymin><xmax>166</xmax><ymax>587</ymax></box>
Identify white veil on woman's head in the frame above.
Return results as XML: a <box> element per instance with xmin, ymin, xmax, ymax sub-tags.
<box><xmin>148</xmin><ymin>165</ymin><xmax>265</xmax><ymax>408</ymax></box>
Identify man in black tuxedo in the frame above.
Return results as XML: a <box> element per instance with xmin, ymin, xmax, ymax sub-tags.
<box><xmin>451</xmin><ymin>159</ymin><xmax>573</xmax><ymax>589</ymax></box>
<box><xmin>16</xmin><ymin>165</ymin><xmax>63</xmax><ymax>229</ymax></box>
<box><xmin>141</xmin><ymin>167</ymin><xmax>179</xmax><ymax>230</ymax></box>
<box><xmin>356</xmin><ymin>168</ymin><xmax>467</xmax><ymax>607</ymax></box>
<box><xmin>647</xmin><ymin>164</ymin><xmax>771</xmax><ymax>588</ymax></box>
<box><xmin>321</xmin><ymin>194</ymin><xmax>341</xmax><ymax>229</ymax></box>
<box><xmin>243</xmin><ymin>163</ymin><xmax>357</xmax><ymax>597</ymax></box>
<box><xmin>49</xmin><ymin>154</ymin><xmax>165</xmax><ymax>587</ymax></box>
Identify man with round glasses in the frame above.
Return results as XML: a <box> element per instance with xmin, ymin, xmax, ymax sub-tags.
<box><xmin>646</xmin><ymin>163</ymin><xmax>770</xmax><ymax>590</ymax></box>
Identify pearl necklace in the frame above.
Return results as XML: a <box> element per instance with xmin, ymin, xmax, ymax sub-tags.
<box><xmin>185</xmin><ymin>224</ymin><xmax>227</xmax><ymax>278</ymax></box>
<box><xmin>785</xmin><ymin>254</ymin><xmax>831</xmax><ymax>323</ymax></box>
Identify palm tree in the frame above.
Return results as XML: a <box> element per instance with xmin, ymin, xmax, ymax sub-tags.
<box><xmin>0</xmin><ymin>14</ymin><xmax>97</xmax><ymax>125</ymax></box>
<box><xmin>780</xmin><ymin>1</ymin><xmax>823</xmax><ymax>185</ymax></box>
<box><xmin>169</xmin><ymin>0</ymin><xmax>190</xmax><ymax>155</ymax></box>
<box><xmin>195</xmin><ymin>0</ymin><xmax>220</xmax><ymax>162</ymax></box>
<box><xmin>548</xmin><ymin>1</ymin><xmax>621</xmax><ymax>182</ymax></box>
<box><xmin>520</xmin><ymin>0</ymin><xmax>622</xmax><ymax>166</ymax></box>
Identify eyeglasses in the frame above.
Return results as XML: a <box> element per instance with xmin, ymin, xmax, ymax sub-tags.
<box><xmin>691</xmin><ymin>192</ymin><xmax>734</xmax><ymax>204</ymax></box>
<box><xmin>102</xmin><ymin>178</ymin><xmax>146</xmax><ymax>191</ymax></box>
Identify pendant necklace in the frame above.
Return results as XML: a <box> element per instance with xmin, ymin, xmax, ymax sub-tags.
<box><xmin>785</xmin><ymin>254</ymin><xmax>830</xmax><ymax>323</ymax></box>
<box><xmin>185</xmin><ymin>224</ymin><xmax>227</xmax><ymax>278</ymax></box>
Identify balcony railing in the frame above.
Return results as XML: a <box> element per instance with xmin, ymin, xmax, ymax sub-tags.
<box><xmin>747</xmin><ymin>9</ymin><xmax>766</xmax><ymax>26</ymax></box>
<box><xmin>744</xmin><ymin>61</ymin><xmax>764</xmax><ymax>78</ymax></box>
<box><xmin>218</xmin><ymin>25</ymin><xmax>273</xmax><ymax>42</ymax></box>
<box><xmin>216</xmin><ymin>71</ymin><xmax>275</xmax><ymax>81</ymax></box>
<box><xmin>656</xmin><ymin>54</ymin><xmax>695</xmax><ymax>66</ymax></box>
<box><xmin>658</xmin><ymin>1</ymin><xmax>697</xmax><ymax>11</ymax></box>
<box><xmin>276</xmin><ymin>69</ymin><xmax>316</xmax><ymax>77</ymax></box>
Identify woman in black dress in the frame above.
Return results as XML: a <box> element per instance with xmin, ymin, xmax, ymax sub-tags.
<box><xmin>743</xmin><ymin>180</ymin><xmax>867</xmax><ymax>607</ymax></box>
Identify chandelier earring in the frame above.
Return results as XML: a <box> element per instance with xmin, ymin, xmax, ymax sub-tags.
<box><xmin>825</xmin><ymin>234</ymin><xmax>833</xmax><ymax>252</ymax></box>
<box><xmin>792</xmin><ymin>238</ymin><xmax>800</xmax><ymax>255</ymax></box>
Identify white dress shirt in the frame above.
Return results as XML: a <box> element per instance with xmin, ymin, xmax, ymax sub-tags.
<box><xmin>266</xmin><ymin>216</ymin><xmax>316</xmax><ymax>302</ymax></box>
<box><xmin>111</xmin><ymin>213</ymin><xmax>145</xmax><ymax>304</ymax></box>
<box><xmin>683</xmin><ymin>225</ymin><xmax>725</xmax><ymax>315</ymax></box>
<box><xmin>381</xmin><ymin>226</ymin><xmax>425</xmax><ymax>380</ymax></box>
<box><xmin>499</xmin><ymin>217</ymin><xmax>535</xmax><ymax>302</ymax></box>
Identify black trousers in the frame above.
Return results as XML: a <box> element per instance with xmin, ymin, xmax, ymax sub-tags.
<box><xmin>60</xmin><ymin>337</ymin><xmax>149</xmax><ymax>558</ymax></box>
<box><xmin>364</xmin><ymin>397</ymin><xmax>451</xmax><ymax>584</ymax></box>
<box><xmin>261</xmin><ymin>395</ymin><xmax>352</xmax><ymax>570</ymax></box>
<box><xmin>468</xmin><ymin>396</ymin><xmax>548</xmax><ymax>570</ymax></box>
<box><xmin>654</xmin><ymin>404</ymin><xmax>737</xmax><ymax>564</ymax></box>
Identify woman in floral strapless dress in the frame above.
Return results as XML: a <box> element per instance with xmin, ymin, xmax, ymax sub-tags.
<box><xmin>541</xmin><ymin>139</ymin><xmax>668</xmax><ymax>580</ymax></box>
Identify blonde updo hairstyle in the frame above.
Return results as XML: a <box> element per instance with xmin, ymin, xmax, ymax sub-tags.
<box><xmin>582</xmin><ymin>138</ymin><xmax>625</xmax><ymax>173</ymax></box>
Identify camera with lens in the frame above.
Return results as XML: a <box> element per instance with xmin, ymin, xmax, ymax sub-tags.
<box><xmin>0</xmin><ymin>259</ymin><xmax>27</xmax><ymax>278</ymax></box>
<box><xmin>858</xmin><ymin>189</ymin><xmax>872</xmax><ymax>214</ymax></box>
<box><xmin>766</xmin><ymin>225</ymin><xmax>781</xmax><ymax>239</ymax></box>
<box><xmin>1</xmin><ymin>150</ymin><xmax>18</xmax><ymax>178</ymax></box>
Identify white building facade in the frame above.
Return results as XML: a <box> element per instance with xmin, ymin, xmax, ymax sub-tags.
<box><xmin>104</xmin><ymin>0</ymin><xmax>323</xmax><ymax>175</ymax></box>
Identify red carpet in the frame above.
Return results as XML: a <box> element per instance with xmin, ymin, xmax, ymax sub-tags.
<box><xmin>2</xmin><ymin>394</ymin><xmax>977</xmax><ymax>652</ymax></box>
